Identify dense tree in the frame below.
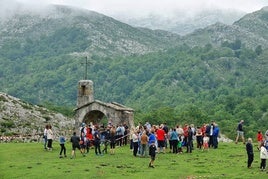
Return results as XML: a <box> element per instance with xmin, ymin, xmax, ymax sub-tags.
<box><xmin>1</xmin><ymin>41</ymin><xmax>268</xmax><ymax>138</ymax></box>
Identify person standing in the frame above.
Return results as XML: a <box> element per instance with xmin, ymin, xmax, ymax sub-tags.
<box><xmin>186</xmin><ymin>126</ymin><xmax>193</xmax><ymax>153</ymax></box>
<box><xmin>59</xmin><ymin>132</ymin><xmax>67</xmax><ymax>158</ymax></box>
<box><xmin>140</xmin><ymin>131</ymin><xmax>149</xmax><ymax>157</ymax></box>
<box><xmin>132</xmin><ymin>130</ymin><xmax>139</xmax><ymax>157</ymax></box>
<box><xmin>94</xmin><ymin>127</ymin><xmax>102</xmax><ymax>156</ymax></box>
<box><xmin>207</xmin><ymin>122</ymin><xmax>214</xmax><ymax>148</ymax></box>
<box><xmin>213</xmin><ymin>124</ymin><xmax>220</xmax><ymax>149</ymax></box>
<box><xmin>85</xmin><ymin>124</ymin><xmax>93</xmax><ymax>153</ymax></box>
<box><xmin>202</xmin><ymin>134</ymin><xmax>209</xmax><ymax>151</ymax></box>
<box><xmin>70</xmin><ymin>132</ymin><xmax>81</xmax><ymax>159</ymax></box>
<box><xmin>257</xmin><ymin>130</ymin><xmax>263</xmax><ymax>150</ymax></box>
<box><xmin>148</xmin><ymin>129</ymin><xmax>157</xmax><ymax>146</ymax></box>
<box><xmin>43</xmin><ymin>125</ymin><xmax>49</xmax><ymax>150</ymax></box>
<box><xmin>109</xmin><ymin>126</ymin><xmax>116</xmax><ymax>155</ymax></box>
<box><xmin>196</xmin><ymin>127</ymin><xmax>203</xmax><ymax>150</ymax></box>
<box><xmin>123</xmin><ymin>123</ymin><xmax>129</xmax><ymax>146</ymax></box>
<box><xmin>129</xmin><ymin>127</ymin><xmax>135</xmax><ymax>151</ymax></box>
<box><xmin>47</xmin><ymin>125</ymin><xmax>53</xmax><ymax>151</ymax></box>
<box><xmin>260</xmin><ymin>142</ymin><xmax>268</xmax><ymax>171</ymax></box>
<box><xmin>149</xmin><ymin>140</ymin><xmax>157</xmax><ymax>168</ymax></box>
<box><xmin>156</xmin><ymin>125</ymin><xmax>166</xmax><ymax>153</ymax></box>
<box><xmin>170</xmin><ymin>128</ymin><xmax>178</xmax><ymax>154</ymax></box>
<box><xmin>80</xmin><ymin>131</ymin><xmax>86</xmax><ymax>156</ymax></box>
<box><xmin>246</xmin><ymin>138</ymin><xmax>254</xmax><ymax>168</ymax></box>
<box><xmin>235</xmin><ymin>120</ymin><xmax>245</xmax><ymax>144</ymax></box>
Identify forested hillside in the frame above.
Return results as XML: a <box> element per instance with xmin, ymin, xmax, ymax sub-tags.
<box><xmin>0</xmin><ymin>4</ymin><xmax>268</xmax><ymax>138</ymax></box>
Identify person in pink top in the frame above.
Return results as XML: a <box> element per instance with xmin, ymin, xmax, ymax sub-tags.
<box><xmin>156</xmin><ymin>125</ymin><xmax>166</xmax><ymax>153</ymax></box>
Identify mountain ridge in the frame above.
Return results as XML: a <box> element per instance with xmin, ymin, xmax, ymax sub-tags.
<box><xmin>113</xmin><ymin>8</ymin><xmax>246</xmax><ymax>35</ymax></box>
<box><xmin>183</xmin><ymin>6</ymin><xmax>268</xmax><ymax>49</ymax></box>
<box><xmin>0</xmin><ymin>4</ymin><xmax>268</xmax><ymax>137</ymax></box>
<box><xmin>0</xmin><ymin>4</ymin><xmax>181</xmax><ymax>58</ymax></box>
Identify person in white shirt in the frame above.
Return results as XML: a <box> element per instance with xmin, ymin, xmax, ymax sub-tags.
<box><xmin>260</xmin><ymin>142</ymin><xmax>268</xmax><ymax>171</ymax></box>
<box><xmin>43</xmin><ymin>125</ymin><xmax>48</xmax><ymax>149</ymax></box>
<box><xmin>47</xmin><ymin>124</ymin><xmax>53</xmax><ymax>151</ymax></box>
<box><xmin>132</xmin><ymin>130</ymin><xmax>139</xmax><ymax>157</ymax></box>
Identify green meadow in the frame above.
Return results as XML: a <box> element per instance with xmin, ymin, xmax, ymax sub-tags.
<box><xmin>0</xmin><ymin>142</ymin><xmax>267</xmax><ymax>179</ymax></box>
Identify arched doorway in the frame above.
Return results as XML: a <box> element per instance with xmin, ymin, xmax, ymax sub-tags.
<box><xmin>82</xmin><ymin>110</ymin><xmax>108</xmax><ymax>126</ymax></box>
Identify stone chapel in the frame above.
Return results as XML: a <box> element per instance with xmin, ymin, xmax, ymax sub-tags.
<box><xmin>74</xmin><ymin>80</ymin><xmax>135</xmax><ymax>128</ymax></box>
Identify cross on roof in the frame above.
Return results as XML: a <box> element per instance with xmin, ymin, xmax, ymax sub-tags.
<box><xmin>81</xmin><ymin>56</ymin><xmax>92</xmax><ymax>80</ymax></box>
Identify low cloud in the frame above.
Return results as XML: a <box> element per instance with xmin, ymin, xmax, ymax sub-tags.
<box><xmin>1</xmin><ymin>0</ymin><xmax>268</xmax><ymax>19</ymax></box>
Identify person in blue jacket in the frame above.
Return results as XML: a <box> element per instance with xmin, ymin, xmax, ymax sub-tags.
<box><xmin>59</xmin><ymin>132</ymin><xmax>66</xmax><ymax>158</ymax></box>
<box><xmin>213</xmin><ymin>123</ymin><xmax>220</xmax><ymax>149</ymax></box>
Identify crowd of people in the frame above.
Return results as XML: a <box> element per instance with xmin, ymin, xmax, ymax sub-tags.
<box><xmin>38</xmin><ymin>119</ymin><xmax>268</xmax><ymax>170</ymax></box>
<box><xmin>74</xmin><ymin>122</ymin><xmax>130</xmax><ymax>157</ymax></box>
<box><xmin>42</xmin><ymin>121</ymin><xmax>222</xmax><ymax>160</ymax></box>
<box><xmin>57</xmin><ymin>121</ymin><xmax>221</xmax><ymax>168</ymax></box>
<box><xmin>129</xmin><ymin>121</ymin><xmax>220</xmax><ymax>157</ymax></box>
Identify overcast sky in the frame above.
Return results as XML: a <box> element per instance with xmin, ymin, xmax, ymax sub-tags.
<box><xmin>5</xmin><ymin>0</ymin><xmax>268</xmax><ymax>17</ymax></box>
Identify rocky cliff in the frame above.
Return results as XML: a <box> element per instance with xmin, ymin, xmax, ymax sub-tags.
<box><xmin>0</xmin><ymin>92</ymin><xmax>75</xmax><ymax>142</ymax></box>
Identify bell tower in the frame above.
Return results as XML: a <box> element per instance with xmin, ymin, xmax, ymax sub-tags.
<box><xmin>77</xmin><ymin>80</ymin><xmax>94</xmax><ymax>108</ymax></box>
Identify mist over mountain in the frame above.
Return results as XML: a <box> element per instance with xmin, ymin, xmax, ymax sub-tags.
<box><xmin>113</xmin><ymin>8</ymin><xmax>246</xmax><ymax>35</ymax></box>
<box><xmin>0</xmin><ymin>4</ymin><xmax>182</xmax><ymax>58</ymax></box>
<box><xmin>182</xmin><ymin>6</ymin><xmax>268</xmax><ymax>49</ymax></box>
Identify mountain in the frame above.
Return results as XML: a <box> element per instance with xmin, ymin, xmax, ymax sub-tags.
<box><xmin>234</xmin><ymin>6</ymin><xmax>268</xmax><ymax>40</ymax></box>
<box><xmin>183</xmin><ymin>7</ymin><xmax>268</xmax><ymax>49</ymax></box>
<box><xmin>113</xmin><ymin>9</ymin><xmax>245</xmax><ymax>35</ymax></box>
<box><xmin>0</xmin><ymin>4</ymin><xmax>267</xmax><ymax>106</ymax></box>
<box><xmin>0</xmin><ymin>92</ymin><xmax>74</xmax><ymax>139</ymax></box>
<box><xmin>0</xmin><ymin>3</ymin><xmax>180</xmax><ymax>105</ymax></box>
<box><xmin>0</xmin><ymin>4</ymin><xmax>181</xmax><ymax>58</ymax></box>
<box><xmin>0</xmin><ymin>4</ymin><xmax>268</xmax><ymax>138</ymax></box>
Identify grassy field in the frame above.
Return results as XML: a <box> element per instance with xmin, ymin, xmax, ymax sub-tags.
<box><xmin>0</xmin><ymin>141</ymin><xmax>267</xmax><ymax>179</ymax></box>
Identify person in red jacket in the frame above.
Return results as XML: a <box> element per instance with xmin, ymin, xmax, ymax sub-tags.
<box><xmin>257</xmin><ymin>130</ymin><xmax>263</xmax><ymax>150</ymax></box>
<box><xmin>201</xmin><ymin>123</ymin><xmax>207</xmax><ymax>136</ymax></box>
<box><xmin>156</xmin><ymin>125</ymin><xmax>166</xmax><ymax>153</ymax></box>
<box><xmin>85</xmin><ymin>124</ymin><xmax>93</xmax><ymax>153</ymax></box>
<box><xmin>183</xmin><ymin>124</ymin><xmax>189</xmax><ymax>147</ymax></box>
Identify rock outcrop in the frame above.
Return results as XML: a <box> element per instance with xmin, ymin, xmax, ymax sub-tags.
<box><xmin>0</xmin><ymin>92</ymin><xmax>75</xmax><ymax>142</ymax></box>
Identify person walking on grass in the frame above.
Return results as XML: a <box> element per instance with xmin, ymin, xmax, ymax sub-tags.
<box><xmin>246</xmin><ymin>138</ymin><xmax>254</xmax><ymax>168</ymax></box>
<box><xmin>260</xmin><ymin>142</ymin><xmax>268</xmax><ymax>171</ymax></box>
<box><xmin>235</xmin><ymin>120</ymin><xmax>245</xmax><ymax>144</ymax></box>
<box><xmin>70</xmin><ymin>132</ymin><xmax>81</xmax><ymax>159</ymax></box>
<box><xmin>59</xmin><ymin>132</ymin><xmax>67</xmax><ymax>158</ymax></box>
<box><xmin>149</xmin><ymin>140</ymin><xmax>157</xmax><ymax>168</ymax></box>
